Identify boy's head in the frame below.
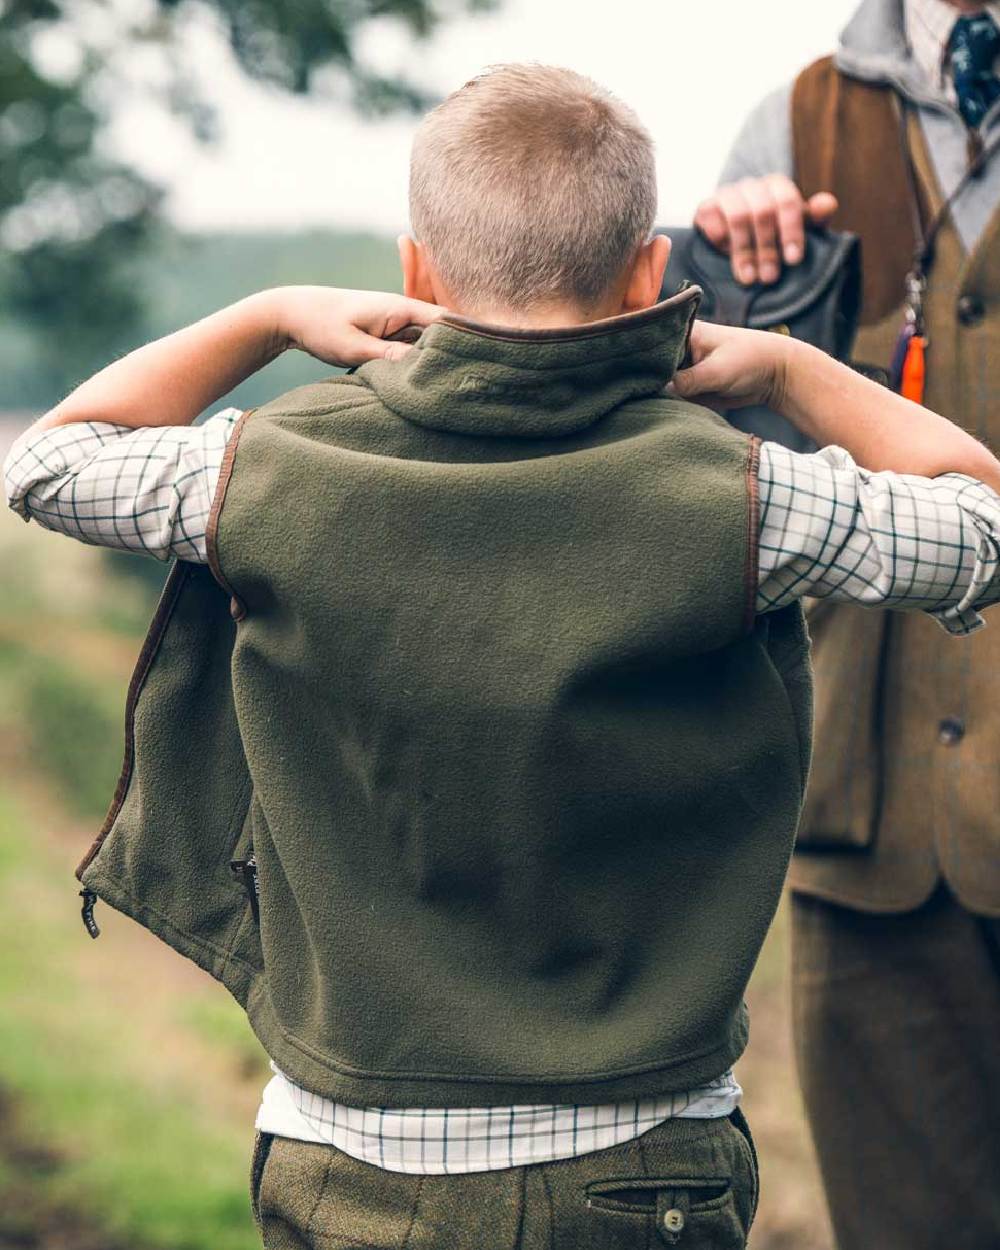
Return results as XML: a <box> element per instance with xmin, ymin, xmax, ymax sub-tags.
<box><xmin>400</xmin><ymin>64</ymin><xmax>670</xmax><ymax>327</ymax></box>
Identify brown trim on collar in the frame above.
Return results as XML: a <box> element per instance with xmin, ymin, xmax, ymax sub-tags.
<box><xmin>206</xmin><ymin>408</ymin><xmax>253</xmax><ymax>622</ymax></box>
<box><xmin>744</xmin><ymin>436</ymin><xmax>762</xmax><ymax>634</ymax></box>
<box><xmin>75</xmin><ymin>562</ymin><xmax>191</xmax><ymax>880</ymax></box>
<box><xmin>438</xmin><ymin>286</ymin><xmax>702</xmax><ymax>344</ymax></box>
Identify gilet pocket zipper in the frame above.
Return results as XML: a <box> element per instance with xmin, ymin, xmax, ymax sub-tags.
<box><xmin>80</xmin><ymin>888</ymin><xmax>100</xmax><ymax>939</ymax></box>
<box><xmin>230</xmin><ymin>854</ymin><xmax>260</xmax><ymax>925</ymax></box>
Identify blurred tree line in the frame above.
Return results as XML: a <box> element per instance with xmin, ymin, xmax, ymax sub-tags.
<box><xmin>0</xmin><ymin>0</ymin><xmax>494</xmax><ymax>398</ymax></box>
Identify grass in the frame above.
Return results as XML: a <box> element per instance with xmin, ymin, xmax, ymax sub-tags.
<box><xmin>0</xmin><ymin>788</ymin><xmax>260</xmax><ymax>1250</ymax></box>
<box><xmin>0</xmin><ymin>640</ymin><xmax>124</xmax><ymax>821</ymax></box>
<box><xmin>179</xmin><ymin>998</ymin><xmax>271</xmax><ymax>1085</ymax></box>
<box><xmin>0</xmin><ymin>516</ymin><xmax>262</xmax><ymax>1249</ymax></box>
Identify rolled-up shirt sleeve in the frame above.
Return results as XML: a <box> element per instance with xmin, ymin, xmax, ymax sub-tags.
<box><xmin>3</xmin><ymin>410</ymin><xmax>240</xmax><ymax>564</ymax></box>
<box><xmin>756</xmin><ymin>442</ymin><xmax>1000</xmax><ymax>635</ymax></box>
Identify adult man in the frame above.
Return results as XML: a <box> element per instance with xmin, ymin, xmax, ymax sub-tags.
<box><xmin>6</xmin><ymin>63</ymin><xmax>1000</xmax><ymax>1249</ymax></box>
<box><xmin>697</xmin><ymin>2</ymin><xmax>1000</xmax><ymax>1247</ymax></box>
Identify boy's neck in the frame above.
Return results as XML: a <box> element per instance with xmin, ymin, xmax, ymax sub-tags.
<box><xmin>453</xmin><ymin>296</ymin><xmax>629</xmax><ymax>330</ymax></box>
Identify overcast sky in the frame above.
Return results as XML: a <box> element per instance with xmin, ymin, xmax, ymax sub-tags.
<box><xmin>108</xmin><ymin>0</ymin><xmax>862</xmax><ymax>236</ymax></box>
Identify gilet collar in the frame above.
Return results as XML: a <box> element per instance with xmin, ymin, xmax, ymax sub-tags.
<box><xmin>357</xmin><ymin>286</ymin><xmax>701</xmax><ymax>438</ymax></box>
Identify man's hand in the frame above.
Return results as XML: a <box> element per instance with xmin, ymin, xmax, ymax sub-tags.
<box><xmin>673</xmin><ymin>321</ymin><xmax>788</xmax><ymax>411</ymax></box>
<box><xmin>695</xmin><ymin>176</ymin><xmax>838</xmax><ymax>286</ymax></box>
<box><xmin>270</xmin><ymin>287</ymin><xmax>445</xmax><ymax>367</ymax></box>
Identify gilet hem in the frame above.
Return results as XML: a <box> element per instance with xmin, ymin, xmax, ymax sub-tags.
<box><xmin>81</xmin><ymin>863</ymin><xmax>747</xmax><ymax>1108</ymax></box>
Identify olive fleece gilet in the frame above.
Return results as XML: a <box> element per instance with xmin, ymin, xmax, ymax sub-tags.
<box><xmin>77</xmin><ymin>289</ymin><xmax>813</xmax><ymax>1106</ymax></box>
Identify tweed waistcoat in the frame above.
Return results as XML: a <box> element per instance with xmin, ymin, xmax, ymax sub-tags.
<box><xmin>790</xmin><ymin>57</ymin><xmax>1000</xmax><ymax>915</ymax></box>
<box><xmin>77</xmin><ymin>292</ymin><xmax>813</xmax><ymax>1106</ymax></box>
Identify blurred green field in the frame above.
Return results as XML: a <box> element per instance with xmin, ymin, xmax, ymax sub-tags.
<box><xmin>1</xmin><ymin>503</ymin><xmax>270</xmax><ymax>1250</ymax></box>
<box><xmin>0</xmin><ymin>471</ymin><xmax>833</xmax><ymax>1249</ymax></box>
<box><xmin>0</xmin><ymin>230</ymin><xmax>403</xmax><ymax>415</ymax></box>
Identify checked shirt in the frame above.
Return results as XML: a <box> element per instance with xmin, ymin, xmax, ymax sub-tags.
<box><xmin>6</xmin><ymin>411</ymin><xmax>1000</xmax><ymax>1173</ymax></box>
<box><xmin>7</xmin><ymin>410</ymin><xmax>1000</xmax><ymax>635</ymax></box>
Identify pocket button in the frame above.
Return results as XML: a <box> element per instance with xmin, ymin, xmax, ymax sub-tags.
<box><xmin>663</xmin><ymin>1208</ymin><xmax>686</xmax><ymax>1234</ymax></box>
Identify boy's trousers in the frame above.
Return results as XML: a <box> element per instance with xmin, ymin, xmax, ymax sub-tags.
<box><xmin>792</xmin><ymin>886</ymin><xmax>1000</xmax><ymax>1250</ymax></box>
<box><xmin>250</xmin><ymin>1110</ymin><xmax>758</xmax><ymax>1249</ymax></box>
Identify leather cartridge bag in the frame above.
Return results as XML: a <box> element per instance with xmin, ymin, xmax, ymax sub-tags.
<box><xmin>656</xmin><ymin>226</ymin><xmax>862</xmax><ymax>449</ymax></box>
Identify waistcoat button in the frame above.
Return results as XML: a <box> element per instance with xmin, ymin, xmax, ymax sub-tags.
<box><xmin>957</xmin><ymin>294</ymin><xmax>985</xmax><ymax>326</ymax></box>
<box><xmin>938</xmin><ymin>716</ymin><xmax>966</xmax><ymax>746</ymax></box>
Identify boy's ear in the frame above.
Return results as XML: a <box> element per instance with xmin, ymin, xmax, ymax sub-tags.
<box><xmin>621</xmin><ymin>234</ymin><xmax>672</xmax><ymax>312</ymax></box>
<box><xmin>398</xmin><ymin>236</ymin><xmax>439</xmax><ymax>306</ymax></box>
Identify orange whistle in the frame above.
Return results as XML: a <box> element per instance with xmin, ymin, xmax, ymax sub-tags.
<box><xmin>900</xmin><ymin>334</ymin><xmax>927</xmax><ymax>405</ymax></box>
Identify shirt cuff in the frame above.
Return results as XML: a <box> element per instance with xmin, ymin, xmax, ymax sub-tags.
<box><xmin>3</xmin><ymin>424</ymin><xmax>74</xmax><ymax>521</ymax></box>
<box><xmin>926</xmin><ymin>476</ymin><xmax>1000</xmax><ymax>636</ymax></box>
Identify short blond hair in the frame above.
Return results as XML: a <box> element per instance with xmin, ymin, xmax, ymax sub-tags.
<box><xmin>409</xmin><ymin>64</ymin><xmax>657</xmax><ymax>315</ymax></box>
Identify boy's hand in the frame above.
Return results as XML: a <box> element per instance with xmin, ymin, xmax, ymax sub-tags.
<box><xmin>271</xmin><ymin>287</ymin><xmax>446</xmax><ymax>367</ymax></box>
<box><xmin>677</xmin><ymin>321</ymin><xmax>1000</xmax><ymax>493</ymax></box>
<box><xmin>30</xmin><ymin>286</ymin><xmax>447</xmax><ymax>439</ymax></box>
<box><xmin>673</xmin><ymin>321</ymin><xmax>789</xmax><ymax>411</ymax></box>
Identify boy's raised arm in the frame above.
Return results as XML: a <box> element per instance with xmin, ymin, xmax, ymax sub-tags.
<box><xmin>675</xmin><ymin>321</ymin><xmax>1000</xmax><ymax>495</ymax></box>
<box><xmin>5</xmin><ymin>289</ymin><xmax>443</xmax><ymax>566</ymax></box>
<box><xmin>29</xmin><ymin>288</ymin><xmax>443</xmax><ymax>437</ymax></box>
<box><xmin>675</xmin><ymin>320</ymin><xmax>1000</xmax><ymax>632</ymax></box>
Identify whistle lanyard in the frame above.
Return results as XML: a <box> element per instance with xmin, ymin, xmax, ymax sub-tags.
<box><xmin>893</xmin><ymin>99</ymin><xmax>1000</xmax><ymax>403</ymax></box>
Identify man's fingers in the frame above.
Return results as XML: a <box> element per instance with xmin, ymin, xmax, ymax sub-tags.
<box><xmin>694</xmin><ymin>199</ymin><xmax>732</xmax><ymax>252</ymax></box>
<box><xmin>764</xmin><ymin>175</ymin><xmax>808</xmax><ymax>266</ymax></box>
<box><xmin>740</xmin><ymin>179</ymin><xmax>782</xmax><ymax>284</ymax></box>
<box><xmin>714</xmin><ymin>185</ymin><xmax>757</xmax><ymax>285</ymax></box>
<box><xmin>806</xmin><ymin>191</ymin><xmax>839</xmax><ymax>224</ymax></box>
<box><xmin>700</xmin><ymin>177</ymin><xmax>823</xmax><ymax>282</ymax></box>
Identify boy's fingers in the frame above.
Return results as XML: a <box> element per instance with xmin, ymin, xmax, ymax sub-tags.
<box><xmin>673</xmin><ymin>359</ymin><xmax>718</xmax><ymax>398</ymax></box>
<box><xmin>344</xmin><ymin>331</ymin><xmax>415</xmax><ymax>365</ymax></box>
<box><xmin>375</xmin><ymin>300</ymin><xmax>446</xmax><ymax>342</ymax></box>
<box><xmin>341</xmin><ymin>296</ymin><xmax>447</xmax><ymax>366</ymax></box>
<box><xmin>690</xmin><ymin>320</ymin><xmax>710</xmax><ymax>365</ymax></box>
<box><xmin>685</xmin><ymin>319</ymin><xmax>725</xmax><ymax>363</ymax></box>
<box><xmin>398</xmin><ymin>297</ymin><xmax>447</xmax><ymax>328</ymax></box>
<box><xmin>380</xmin><ymin>340</ymin><xmax>415</xmax><ymax>364</ymax></box>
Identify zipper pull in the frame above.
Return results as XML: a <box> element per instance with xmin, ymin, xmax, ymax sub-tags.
<box><xmin>230</xmin><ymin>855</ymin><xmax>261</xmax><ymax>925</ymax></box>
<box><xmin>80</xmin><ymin>888</ymin><xmax>100</xmax><ymax>939</ymax></box>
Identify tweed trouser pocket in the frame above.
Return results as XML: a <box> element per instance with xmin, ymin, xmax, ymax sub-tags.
<box><xmin>536</xmin><ymin>1111</ymin><xmax>758</xmax><ymax>1250</ymax></box>
<box><xmin>252</xmin><ymin>1113</ymin><xmax>757</xmax><ymax>1249</ymax></box>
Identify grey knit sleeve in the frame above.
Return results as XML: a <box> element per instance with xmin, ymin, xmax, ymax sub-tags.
<box><xmin>716</xmin><ymin>82</ymin><xmax>796</xmax><ymax>187</ymax></box>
